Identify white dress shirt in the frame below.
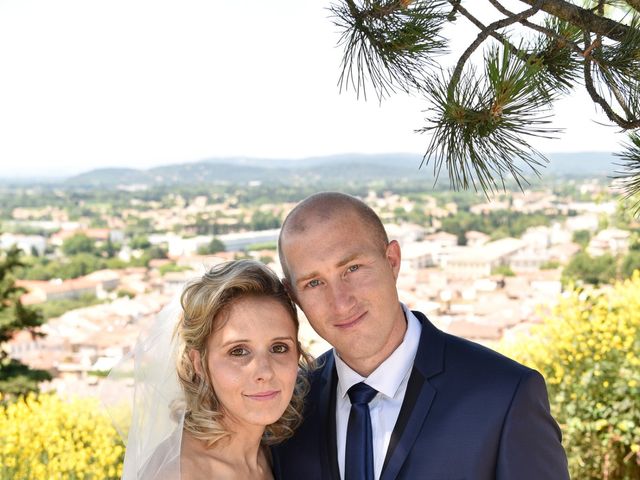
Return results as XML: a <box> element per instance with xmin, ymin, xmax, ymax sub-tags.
<box><xmin>334</xmin><ymin>304</ymin><xmax>422</xmax><ymax>480</ymax></box>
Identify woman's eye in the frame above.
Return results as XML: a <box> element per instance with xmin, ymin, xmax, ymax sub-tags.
<box><xmin>271</xmin><ymin>343</ymin><xmax>289</xmax><ymax>354</ymax></box>
<box><xmin>229</xmin><ymin>347</ymin><xmax>249</xmax><ymax>357</ymax></box>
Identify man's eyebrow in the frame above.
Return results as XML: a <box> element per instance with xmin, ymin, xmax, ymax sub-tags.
<box><xmin>294</xmin><ymin>252</ymin><xmax>362</xmax><ymax>286</ymax></box>
<box><xmin>336</xmin><ymin>252</ymin><xmax>360</xmax><ymax>268</ymax></box>
<box><xmin>295</xmin><ymin>271</ymin><xmax>320</xmax><ymax>287</ymax></box>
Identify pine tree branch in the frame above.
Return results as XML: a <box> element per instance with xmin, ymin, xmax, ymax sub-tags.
<box><xmin>590</xmin><ymin>0</ymin><xmax>638</xmax><ymax>125</ymax></box>
<box><xmin>594</xmin><ymin>25</ymin><xmax>637</xmax><ymax>121</ymax></box>
<box><xmin>333</xmin><ymin>0</ymin><xmax>447</xmax><ymax>100</ymax></box>
<box><xmin>449</xmin><ymin>1</ymin><xmax>543</xmax><ymax>97</ymax></box>
<box><xmin>447</xmin><ymin>0</ymin><xmax>461</xmax><ymax>20</ymax></box>
<box><xmin>626</xmin><ymin>0</ymin><xmax>640</xmax><ymax>14</ymax></box>
<box><xmin>516</xmin><ymin>0</ymin><xmax>634</xmax><ymax>41</ymax></box>
<box><xmin>347</xmin><ymin>0</ymin><xmax>412</xmax><ymax>18</ymax></box>
<box><xmin>450</xmin><ymin>2</ymin><xmax>521</xmax><ymax>54</ymax></box>
<box><xmin>420</xmin><ymin>45</ymin><xmax>559</xmax><ymax>193</ymax></box>
<box><xmin>601</xmin><ymin>65</ymin><xmax>636</xmax><ymax>119</ymax></box>
<box><xmin>614</xmin><ymin>132</ymin><xmax>640</xmax><ymax>209</ymax></box>
<box><xmin>583</xmin><ymin>31</ymin><xmax>640</xmax><ymax>128</ymax></box>
<box><xmin>487</xmin><ymin>0</ymin><xmax>583</xmax><ymax>55</ymax></box>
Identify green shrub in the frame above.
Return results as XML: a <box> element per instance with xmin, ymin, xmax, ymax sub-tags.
<box><xmin>501</xmin><ymin>275</ymin><xmax>640</xmax><ymax>479</ymax></box>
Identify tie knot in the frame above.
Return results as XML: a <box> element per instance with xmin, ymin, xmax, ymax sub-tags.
<box><xmin>348</xmin><ymin>382</ymin><xmax>378</xmax><ymax>405</ymax></box>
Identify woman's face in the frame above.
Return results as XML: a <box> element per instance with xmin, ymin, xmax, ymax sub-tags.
<box><xmin>199</xmin><ymin>296</ymin><xmax>299</xmax><ymax>431</ymax></box>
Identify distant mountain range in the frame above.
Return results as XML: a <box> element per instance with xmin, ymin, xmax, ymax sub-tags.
<box><xmin>0</xmin><ymin>152</ymin><xmax>620</xmax><ymax>187</ymax></box>
<box><xmin>62</xmin><ymin>154</ymin><xmax>430</xmax><ymax>187</ymax></box>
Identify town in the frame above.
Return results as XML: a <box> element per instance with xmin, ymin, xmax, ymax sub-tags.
<box><xmin>1</xmin><ymin>166</ymin><xmax>637</xmax><ymax>400</ymax></box>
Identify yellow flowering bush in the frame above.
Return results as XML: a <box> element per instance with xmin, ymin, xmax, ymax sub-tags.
<box><xmin>0</xmin><ymin>392</ymin><xmax>124</xmax><ymax>479</ymax></box>
<box><xmin>502</xmin><ymin>273</ymin><xmax>640</xmax><ymax>479</ymax></box>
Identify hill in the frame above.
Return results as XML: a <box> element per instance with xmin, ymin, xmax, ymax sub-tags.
<box><xmin>0</xmin><ymin>152</ymin><xmax>619</xmax><ymax>187</ymax></box>
<box><xmin>63</xmin><ymin>153</ymin><xmax>426</xmax><ymax>188</ymax></box>
<box><xmin>546</xmin><ymin>152</ymin><xmax>618</xmax><ymax>176</ymax></box>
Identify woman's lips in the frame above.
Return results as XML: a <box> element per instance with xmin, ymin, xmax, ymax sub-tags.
<box><xmin>245</xmin><ymin>390</ymin><xmax>280</xmax><ymax>401</ymax></box>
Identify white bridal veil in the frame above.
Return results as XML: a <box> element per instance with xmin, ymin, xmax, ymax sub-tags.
<box><xmin>104</xmin><ymin>297</ymin><xmax>186</xmax><ymax>480</ymax></box>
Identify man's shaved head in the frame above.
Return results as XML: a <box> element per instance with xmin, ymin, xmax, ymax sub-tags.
<box><xmin>278</xmin><ymin>192</ymin><xmax>389</xmax><ymax>280</ymax></box>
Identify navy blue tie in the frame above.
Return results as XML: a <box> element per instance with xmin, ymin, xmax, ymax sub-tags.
<box><xmin>345</xmin><ymin>382</ymin><xmax>378</xmax><ymax>480</ymax></box>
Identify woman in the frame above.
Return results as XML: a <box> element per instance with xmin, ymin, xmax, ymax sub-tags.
<box><xmin>121</xmin><ymin>260</ymin><xmax>313</xmax><ymax>479</ymax></box>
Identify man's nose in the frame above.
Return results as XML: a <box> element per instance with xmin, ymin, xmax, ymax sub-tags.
<box><xmin>328</xmin><ymin>280</ymin><xmax>356</xmax><ymax>316</ymax></box>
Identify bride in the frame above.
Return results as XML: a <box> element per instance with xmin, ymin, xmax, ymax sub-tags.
<box><xmin>119</xmin><ymin>259</ymin><xmax>313</xmax><ymax>479</ymax></box>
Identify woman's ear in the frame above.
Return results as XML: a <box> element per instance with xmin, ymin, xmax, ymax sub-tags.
<box><xmin>189</xmin><ymin>349</ymin><xmax>203</xmax><ymax>378</ymax></box>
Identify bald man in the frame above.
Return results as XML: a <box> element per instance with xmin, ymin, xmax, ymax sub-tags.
<box><xmin>271</xmin><ymin>192</ymin><xmax>569</xmax><ymax>480</ymax></box>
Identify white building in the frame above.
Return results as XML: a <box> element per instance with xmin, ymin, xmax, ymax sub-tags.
<box><xmin>465</xmin><ymin>231</ymin><xmax>490</xmax><ymax>247</ymax></box>
<box><xmin>0</xmin><ymin>233</ymin><xmax>47</xmax><ymax>256</ymax></box>
<box><xmin>447</xmin><ymin>238</ymin><xmax>527</xmax><ymax>278</ymax></box>
<box><xmin>425</xmin><ymin>231</ymin><xmax>458</xmax><ymax>248</ymax></box>
<box><xmin>587</xmin><ymin>228</ymin><xmax>631</xmax><ymax>256</ymax></box>
<box><xmin>521</xmin><ymin>226</ymin><xmax>551</xmax><ymax>249</ymax></box>
<box><xmin>509</xmin><ymin>249</ymin><xmax>550</xmax><ymax>272</ymax></box>
<box><xmin>148</xmin><ymin>233</ymin><xmax>212</xmax><ymax>257</ymax></box>
<box><xmin>549</xmin><ymin>222</ymin><xmax>573</xmax><ymax>245</ymax></box>
<box><xmin>385</xmin><ymin>223</ymin><xmax>427</xmax><ymax>245</ymax></box>
<box><xmin>566</xmin><ymin>201</ymin><xmax>617</xmax><ymax>215</ymax></box>
<box><xmin>565</xmin><ymin>214</ymin><xmax>600</xmax><ymax>232</ymax></box>
<box><xmin>217</xmin><ymin>229</ymin><xmax>280</xmax><ymax>252</ymax></box>
<box><xmin>401</xmin><ymin>241</ymin><xmax>438</xmax><ymax>269</ymax></box>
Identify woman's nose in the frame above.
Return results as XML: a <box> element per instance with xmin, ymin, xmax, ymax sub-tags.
<box><xmin>254</xmin><ymin>354</ymin><xmax>275</xmax><ymax>382</ymax></box>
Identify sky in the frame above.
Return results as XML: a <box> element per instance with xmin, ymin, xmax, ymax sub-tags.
<box><xmin>0</xmin><ymin>0</ymin><xmax>628</xmax><ymax>178</ymax></box>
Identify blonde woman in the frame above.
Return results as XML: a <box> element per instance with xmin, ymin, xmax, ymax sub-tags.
<box><xmin>121</xmin><ymin>260</ymin><xmax>312</xmax><ymax>480</ymax></box>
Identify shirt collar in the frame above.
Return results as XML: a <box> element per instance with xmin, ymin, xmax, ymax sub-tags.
<box><xmin>334</xmin><ymin>303</ymin><xmax>422</xmax><ymax>400</ymax></box>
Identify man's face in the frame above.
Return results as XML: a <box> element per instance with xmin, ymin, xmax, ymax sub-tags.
<box><xmin>280</xmin><ymin>210</ymin><xmax>406</xmax><ymax>375</ymax></box>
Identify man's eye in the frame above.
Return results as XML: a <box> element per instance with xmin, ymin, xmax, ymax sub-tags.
<box><xmin>307</xmin><ymin>279</ymin><xmax>321</xmax><ymax>288</ymax></box>
<box><xmin>271</xmin><ymin>343</ymin><xmax>289</xmax><ymax>354</ymax></box>
<box><xmin>347</xmin><ymin>265</ymin><xmax>359</xmax><ymax>273</ymax></box>
<box><xmin>229</xmin><ymin>347</ymin><xmax>249</xmax><ymax>356</ymax></box>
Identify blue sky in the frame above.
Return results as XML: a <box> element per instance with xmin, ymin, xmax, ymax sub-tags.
<box><xmin>0</xmin><ymin>0</ymin><xmax>627</xmax><ymax>178</ymax></box>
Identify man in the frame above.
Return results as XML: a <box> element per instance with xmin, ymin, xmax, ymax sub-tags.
<box><xmin>272</xmin><ymin>192</ymin><xmax>569</xmax><ymax>480</ymax></box>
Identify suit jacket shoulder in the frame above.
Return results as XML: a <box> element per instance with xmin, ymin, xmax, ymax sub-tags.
<box><xmin>394</xmin><ymin>311</ymin><xmax>568</xmax><ymax>480</ymax></box>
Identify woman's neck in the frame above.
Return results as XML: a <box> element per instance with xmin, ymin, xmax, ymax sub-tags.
<box><xmin>182</xmin><ymin>424</ymin><xmax>271</xmax><ymax>479</ymax></box>
<box><xmin>215</xmin><ymin>422</ymin><xmax>266</xmax><ymax>471</ymax></box>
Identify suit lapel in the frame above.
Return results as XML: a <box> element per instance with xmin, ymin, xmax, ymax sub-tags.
<box><xmin>316</xmin><ymin>353</ymin><xmax>341</xmax><ymax>480</ymax></box>
<box><xmin>380</xmin><ymin>312</ymin><xmax>445</xmax><ymax>480</ymax></box>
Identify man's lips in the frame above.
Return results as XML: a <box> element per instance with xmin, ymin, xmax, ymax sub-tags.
<box><xmin>245</xmin><ymin>390</ymin><xmax>280</xmax><ymax>401</ymax></box>
<box><xmin>335</xmin><ymin>311</ymin><xmax>366</xmax><ymax>329</ymax></box>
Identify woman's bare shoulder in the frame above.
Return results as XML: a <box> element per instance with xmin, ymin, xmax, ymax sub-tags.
<box><xmin>138</xmin><ymin>430</ymin><xmax>181</xmax><ymax>480</ymax></box>
<box><xmin>180</xmin><ymin>437</ymin><xmax>232</xmax><ymax>480</ymax></box>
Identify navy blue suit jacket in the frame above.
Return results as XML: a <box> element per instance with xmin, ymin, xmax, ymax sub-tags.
<box><xmin>272</xmin><ymin>311</ymin><xmax>569</xmax><ymax>479</ymax></box>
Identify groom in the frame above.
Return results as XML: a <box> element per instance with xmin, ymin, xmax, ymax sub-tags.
<box><xmin>272</xmin><ymin>192</ymin><xmax>569</xmax><ymax>479</ymax></box>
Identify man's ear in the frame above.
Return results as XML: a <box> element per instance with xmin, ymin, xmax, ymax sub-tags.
<box><xmin>189</xmin><ymin>349</ymin><xmax>203</xmax><ymax>378</ymax></box>
<box><xmin>385</xmin><ymin>240</ymin><xmax>402</xmax><ymax>280</ymax></box>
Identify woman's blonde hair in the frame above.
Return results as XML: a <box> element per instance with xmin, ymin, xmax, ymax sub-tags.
<box><xmin>175</xmin><ymin>259</ymin><xmax>312</xmax><ymax>447</ymax></box>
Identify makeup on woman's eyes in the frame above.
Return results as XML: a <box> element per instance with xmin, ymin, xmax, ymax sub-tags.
<box><xmin>271</xmin><ymin>343</ymin><xmax>290</xmax><ymax>354</ymax></box>
<box><xmin>226</xmin><ymin>338</ymin><xmax>295</xmax><ymax>357</ymax></box>
<box><xmin>228</xmin><ymin>345</ymin><xmax>250</xmax><ymax>357</ymax></box>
